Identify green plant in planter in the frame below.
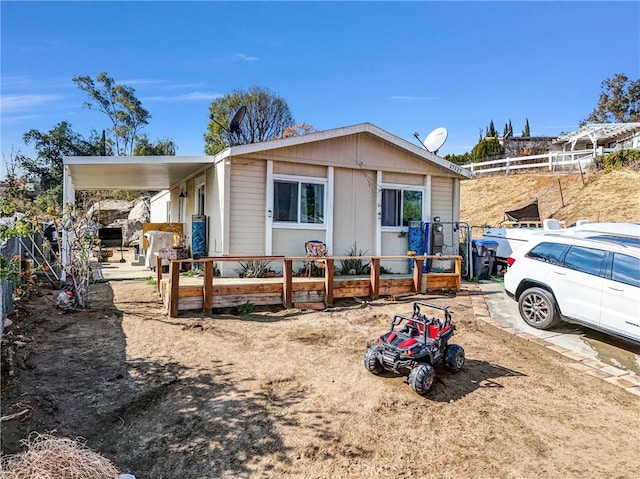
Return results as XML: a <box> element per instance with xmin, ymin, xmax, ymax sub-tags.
<box><xmin>339</xmin><ymin>242</ymin><xmax>371</xmax><ymax>275</ymax></box>
<box><xmin>237</xmin><ymin>260</ymin><xmax>272</xmax><ymax>278</ymax></box>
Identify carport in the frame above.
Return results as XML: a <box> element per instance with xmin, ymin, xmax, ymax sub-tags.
<box><xmin>61</xmin><ymin>155</ymin><xmax>213</xmax><ymax>278</ymax></box>
<box><xmin>63</xmin><ymin>155</ymin><xmax>213</xmax><ymax>203</ymax></box>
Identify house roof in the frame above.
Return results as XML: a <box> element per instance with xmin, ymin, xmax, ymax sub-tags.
<box><xmin>552</xmin><ymin>122</ymin><xmax>640</xmax><ymax>148</ymax></box>
<box><xmin>64</xmin><ymin>123</ymin><xmax>471</xmax><ymax>190</ymax></box>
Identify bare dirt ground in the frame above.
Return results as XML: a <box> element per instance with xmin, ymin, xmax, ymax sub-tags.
<box><xmin>2</xmin><ymin>168</ymin><xmax>639</xmax><ymax>477</ymax></box>
<box><xmin>460</xmin><ymin>168</ymin><xmax>640</xmax><ymax>227</ymax></box>
<box><xmin>2</xmin><ymin>281</ymin><xmax>639</xmax><ymax>478</ymax></box>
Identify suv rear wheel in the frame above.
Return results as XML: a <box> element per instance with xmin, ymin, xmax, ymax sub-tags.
<box><xmin>518</xmin><ymin>287</ymin><xmax>560</xmax><ymax>330</ymax></box>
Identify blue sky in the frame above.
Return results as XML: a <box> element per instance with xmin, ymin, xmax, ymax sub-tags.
<box><xmin>1</xmin><ymin>1</ymin><xmax>639</xmax><ymax>178</ymax></box>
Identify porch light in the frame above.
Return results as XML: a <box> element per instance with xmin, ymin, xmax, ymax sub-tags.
<box><xmin>179</xmin><ymin>190</ymin><xmax>187</xmax><ymax>198</ymax></box>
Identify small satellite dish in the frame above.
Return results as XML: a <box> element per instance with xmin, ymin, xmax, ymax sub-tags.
<box><xmin>229</xmin><ymin>105</ymin><xmax>246</xmax><ymax>135</ymax></box>
<box><xmin>423</xmin><ymin>127</ymin><xmax>448</xmax><ymax>153</ymax></box>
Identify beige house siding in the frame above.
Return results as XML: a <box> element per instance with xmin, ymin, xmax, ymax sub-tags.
<box><xmin>381</xmin><ymin>171</ymin><xmax>424</xmax><ymax>185</ymax></box>
<box><xmin>272</xmin><ymin>229</ymin><xmax>326</xmax><ymax>258</ymax></box>
<box><xmin>240</xmin><ymin>134</ymin><xmax>448</xmax><ymax>176</ymax></box>
<box><xmin>207</xmin><ymin>165</ymin><xmax>224</xmax><ymax>255</ymax></box>
<box><xmin>229</xmin><ymin>162</ymin><xmax>266</xmax><ymax>255</ymax></box>
<box><xmin>430</xmin><ymin>176</ymin><xmax>454</xmax><ymax>221</ymax></box>
<box><xmin>273</xmin><ymin>161</ymin><xmax>326</xmax><ymax>177</ymax></box>
<box><xmin>332</xmin><ymin>167</ymin><xmax>376</xmax><ymax>257</ymax></box>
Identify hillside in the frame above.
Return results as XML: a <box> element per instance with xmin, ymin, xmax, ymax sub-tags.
<box><xmin>459</xmin><ymin>168</ymin><xmax>640</xmax><ymax>228</ymax></box>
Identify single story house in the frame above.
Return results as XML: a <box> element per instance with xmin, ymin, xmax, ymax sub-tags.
<box><xmin>64</xmin><ymin>123</ymin><xmax>472</xmax><ymax>275</ymax></box>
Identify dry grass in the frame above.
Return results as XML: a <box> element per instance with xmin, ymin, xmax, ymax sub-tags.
<box><xmin>460</xmin><ymin>168</ymin><xmax>640</xmax><ymax>227</ymax></box>
<box><xmin>1</xmin><ymin>433</ymin><xmax>120</xmax><ymax>479</ymax></box>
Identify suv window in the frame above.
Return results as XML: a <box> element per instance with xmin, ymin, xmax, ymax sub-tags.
<box><xmin>611</xmin><ymin>253</ymin><xmax>640</xmax><ymax>288</ymax></box>
<box><xmin>526</xmin><ymin>242</ymin><xmax>569</xmax><ymax>265</ymax></box>
<box><xmin>564</xmin><ymin>246</ymin><xmax>607</xmax><ymax>276</ymax></box>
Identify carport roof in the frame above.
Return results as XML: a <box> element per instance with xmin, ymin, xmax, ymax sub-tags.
<box><xmin>64</xmin><ymin>156</ymin><xmax>212</xmax><ymax>190</ymax></box>
<box><xmin>552</xmin><ymin>122</ymin><xmax>640</xmax><ymax>147</ymax></box>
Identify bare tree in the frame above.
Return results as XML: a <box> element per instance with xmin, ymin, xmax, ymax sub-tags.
<box><xmin>73</xmin><ymin>72</ymin><xmax>151</xmax><ymax>155</ymax></box>
<box><xmin>204</xmin><ymin>86</ymin><xmax>294</xmax><ymax>155</ymax></box>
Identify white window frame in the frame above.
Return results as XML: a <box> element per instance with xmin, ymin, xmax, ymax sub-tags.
<box><xmin>380</xmin><ymin>183</ymin><xmax>425</xmax><ymax>232</ymax></box>
<box><xmin>272</xmin><ymin>174</ymin><xmax>328</xmax><ymax>230</ymax></box>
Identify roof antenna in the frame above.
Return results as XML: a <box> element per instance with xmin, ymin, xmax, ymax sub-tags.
<box><xmin>209</xmin><ymin>105</ymin><xmax>247</xmax><ymax>146</ymax></box>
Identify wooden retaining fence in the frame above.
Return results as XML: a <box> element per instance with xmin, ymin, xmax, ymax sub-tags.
<box><xmin>156</xmin><ymin>255</ymin><xmax>462</xmax><ymax>317</ymax></box>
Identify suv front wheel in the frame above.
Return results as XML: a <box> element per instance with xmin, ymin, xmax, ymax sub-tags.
<box><xmin>518</xmin><ymin>287</ymin><xmax>560</xmax><ymax>330</ymax></box>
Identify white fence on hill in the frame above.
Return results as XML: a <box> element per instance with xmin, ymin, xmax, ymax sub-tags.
<box><xmin>461</xmin><ymin>148</ymin><xmax>617</xmax><ymax>176</ymax></box>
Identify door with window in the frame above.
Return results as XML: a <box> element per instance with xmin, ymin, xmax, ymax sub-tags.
<box><xmin>549</xmin><ymin>245</ymin><xmax>606</xmax><ymax>326</ymax></box>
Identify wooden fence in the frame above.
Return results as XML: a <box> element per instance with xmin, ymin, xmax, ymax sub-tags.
<box><xmin>155</xmin><ymin>255</ymin><xmax>462</xmax><ymax>317</ymax></box>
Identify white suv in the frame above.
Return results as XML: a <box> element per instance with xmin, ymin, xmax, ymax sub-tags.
<box><xmin>504</xmin><ymin>232</ymin><xmax>640</xmax><ymax>343</ymax></box>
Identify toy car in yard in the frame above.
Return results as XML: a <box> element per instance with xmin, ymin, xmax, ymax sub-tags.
<box><xmin>364</xmin><ymin>301</ymin><xmax>465</xmax><ymax>396</ymax></box>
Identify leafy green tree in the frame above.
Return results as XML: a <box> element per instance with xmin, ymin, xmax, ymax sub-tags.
<box><xmin>204</xmin><ymin>86</ymin><xmax>295</xmax><ymax>155</ymax></box>
<box><xmin>502</xmin><ymin>119</ymin><xmax>513</xmax><ymax>138</ymax></box>
<box><xmin>585</xmin><ymin>73</ymin><xmax>640</xmax><ymax>123</ymax></box>
<box><xmin>73</xmin><ymin>72</ymin><xmax>151</xmax><ymax>155</ymax></box>
<box><xmin>443</xmin><ymin>152</ymin><xmax>473</xmax><ymax>165</ymax></box>
<box><xmin>472</xmin><ymin>137</ymin><xmax>504</xmax><ymax>161</ymax></box>
<box><xmin>133</xmin><ymin>135</ymin><xmax>177</xmax><ymax>156</ymax></box>
<box><xmin>487</xmin><ymin>120</ymin><xmax>497</xmax><ymax>137</ymax></box>
<box><xmin>18</xmin><ymin>122</ymin><xmax>102</xmax><ymax>211</ymax></box>
<box><xmin>522</xmin><ymin>118</ymin><xmax>530</xmax><ymax>137</ymax></box>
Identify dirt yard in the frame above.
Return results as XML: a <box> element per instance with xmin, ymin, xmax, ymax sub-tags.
<box><xmin>460</xmin><ymin>168</ymin><xmax>640</xmax><ymax>227</ymax></box>
<box><xmin>2</xmin><ymin>280</ymin><xmax>639</xmax><ymax>478</ymax></box>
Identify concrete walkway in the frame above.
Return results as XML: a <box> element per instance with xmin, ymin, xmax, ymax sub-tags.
<box><xmin>91</xmin><ymin>248</ymin><xmax>153</xmax><ymax>281</ymax></box>
<box><xmin>468</xmin><ymin>280</ymin><xmax>640</xmax><ymax>397</ymax></box>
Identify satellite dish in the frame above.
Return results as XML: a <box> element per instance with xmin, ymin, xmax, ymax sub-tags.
<box><xmin>423</xmin><ymin>127</ymin><xmax>448</xmax><ymax>153</ymax></box>
<box><xmin>229</xmin><ymin>105</ymin><xmax>246</xmax><ymax>135</ymax></box>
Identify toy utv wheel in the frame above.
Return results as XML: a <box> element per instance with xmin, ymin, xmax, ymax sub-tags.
<box><xmin>518</xmin><ymin>287</ymin><xmax>560</xmax><ymax>330</ymax></box>
<box><xmin>364</xmin><ymin>345</ymin><xmax>384</xmax><ymax>375</ymax></box>
<box><xmin>444</xmin><ymin>344</ymin><xmax>465</xmax><ymax>372</ymax></box>
<box><xmin>408</xmin><ymin>364</ymin><xmax>435</xmax><ymax>396</ymax></box>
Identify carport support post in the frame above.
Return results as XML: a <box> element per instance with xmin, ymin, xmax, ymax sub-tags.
<box><xmin>283</xmin><ymin>259</ymin><xmax>293</xmax><ymax>308</ymax></box>
<box><xmin>370</xmin><ymin>257</ymin><xmax>380</xmax><ymax>299</ymax></box>
<box><xmin>156</xmin><ymin>255</ymin><xmax>163</xmax><ymax>293</ymax></box>
<box><xmin>169</xmin><ymin>260</ymin><xmax>180</xmax><ymax>317</ymax></box>
<box><xmin>324</xmin><ymin>258</ymin><xmax>334</xmax><ymax>307</ymax></box>
<box><xmin>203</xmin><ymin>260</ymin><xmax>213</xmax><ymax>312</ymax></box>
<box><xmin>413</xmin><ymin>257</ymin><xmax>424</xmax><ymax>294</ymax></box>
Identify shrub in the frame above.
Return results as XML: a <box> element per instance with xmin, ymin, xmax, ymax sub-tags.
<box><xmin>339</xmin><ymin>242</ymin><xmax>370</xmax><ymax>275</ymax></box>
<box><xmin>237</xmin><ymin>260</ymin><xmax>272</xmax><ymax>278</ymax></box>
<box><xmin>594</xmin><ymin>149</ymin><xmax>640</xmax><ymax>171</ymax></box>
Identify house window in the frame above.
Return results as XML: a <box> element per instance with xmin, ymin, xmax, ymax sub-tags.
<box><xmin>381</xmin><ymin>188</ymin><xmax>423</xmax><ymax>227</ymax></box>
<box><xmin>274</xmin><ymin>178</ymin><xmax>325</xmax><ymax>224</ymax></box>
